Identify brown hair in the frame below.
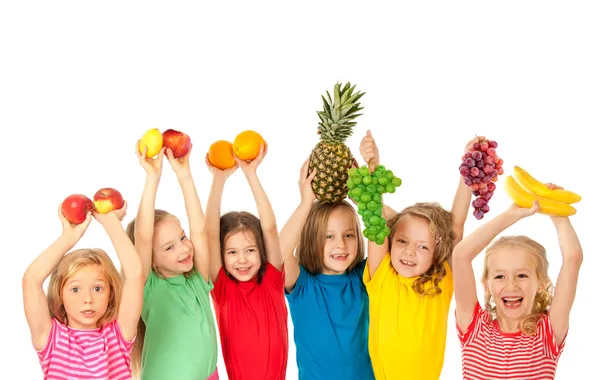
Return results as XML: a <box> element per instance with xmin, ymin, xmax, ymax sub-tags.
<box><xmin>47</xmin><ymin>248</ymin><xmax>122</xmax><ymax>327</ymax></box>
<box><xmin>125</xmin><ymin>208</ymin><xmax>177</xmax><ymax>378</ymax></box>
<box><xmin>387</xmin><ymin>202</ymin><xmax>455</xmax><ymax>296</ymax></box>
<box><xmin>482</xmin><ymin>235</ymin><xmax>553</xmax><ymax>336</ymax></box>
<box><xmin>297</xmin><ymin>200</ymin><xmax>364</xmax><ymax>275</ymax></box>
<box><xmin>220</xmin><ymin>211</ymin><xmax>268</xmax><ymax>283</ymax></box>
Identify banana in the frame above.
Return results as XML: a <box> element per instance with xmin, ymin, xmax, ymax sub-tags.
<box><xmin>504</xmin><ymin>176</ymin><xmax>577</xmax><ymax>217</ymax></box>
<box><xmin>513</xmin><ymin>166</ymin><xmax>581</xmax><ymax>204</ymax></box>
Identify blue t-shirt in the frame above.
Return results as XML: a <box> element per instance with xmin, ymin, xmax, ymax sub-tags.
<box><xmin>285</xmin><ymin>259</ymin><xmax>374</xmax><ymax>380</ymax></box>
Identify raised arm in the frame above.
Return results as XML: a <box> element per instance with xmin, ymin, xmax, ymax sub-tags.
<box><xmin>94</xmin><ymin>203</ymin><xmax>143</xmax><ymax>342</ymax></box>
<box><xmin>133</xmin><ymin>142</ymin><xmax>165</xmax><ymax>280</ymax></box>
<box><xmin>237</xmin><ymin>143</ymin><xmax>283</xmax><ymax>270</ymax></box>
<box><xmin>547</xmin><ymin>185</ymin><xmax>583</xmax><ymax>346</ymax></box>
<box><xmin>453</xmin><ymin>203</ymin><xmax>538</xmax><ymax>332</ymax></box>
<box><xmin>166</xmin><ymin>145</ymin><xmax>210</xmax><ymax>281</ymax></box>
<box><xmin>279</xmin><ymin>159</ymin><xmax>317</xmax><ymax>290</ymax></box>
<box><xmin>22</xmin><ymin>206</ymin><xmax>92</xmax><ymax>350</ymax></box>
<box><xmin>206</xmin><ymin>155</ymin><xmax>238</xmax><ymax>283</ymax></box>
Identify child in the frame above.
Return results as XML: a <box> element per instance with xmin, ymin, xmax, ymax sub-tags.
<box><xmin>206</xmin><ymin>143</ymin><xmax>288</xmax><ymax>380</ymax></box>
<box><xmin>279</xmin><ymin>159</ymin><xmax>375</xmax><ymax>380</ymax></box>
<box><xmin>360</xmin><ymin>130</ymin><xmax>475</xmax><ymax>379</ymax></box>
<box><xmin>126</xmin><ymin>143</ymin><xmax>218</xmax><ymax>379</ymax></box>
<box><xmin>452</xmin><ymin>193</ymin><xmax>582</xmax><ymax>379</ymax></box>
<box><xmin>23</xmin><ymin>201</ymin><xmax>143</xmax><ymax>380</ymax></box>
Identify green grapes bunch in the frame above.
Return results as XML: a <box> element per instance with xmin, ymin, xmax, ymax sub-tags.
<box><xmin>346</xmin><ymin>165</ymin><xmax>402</xmax><ymax>245</ymax></box>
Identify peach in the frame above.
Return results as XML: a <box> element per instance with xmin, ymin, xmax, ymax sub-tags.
<box><xmin>61</xmin><ymin>194</ymin><xmax>94</xmax><ymax>224</ymax></box>
<box><xmin>93</xmin><ymin>188</ymin><xmax>124</xmax><ymax>214</ymax></box>
<box><xmin>163</xmin><ymin>129</ymin><xmax>191</xmax><ymax>158</ymax></box>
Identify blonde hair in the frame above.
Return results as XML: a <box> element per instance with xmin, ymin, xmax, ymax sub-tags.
<box><xmin>47</xmin><ymin>248</ymin><xmax>122</xmax><ymax>327</ymax></box>
<box><xmin>387</xmin><ymin>202</ymin><xmax>455</xmax><ymax>296</ymax></box>
<box><xmin>482</xmin><ymin>235</ymin><xmax>554</xmax><ymax>336</ymax></box>
<box><xmin>297</xmin><ymin>200</ymin><xmax>364</xmax><ymax>275</ymax></box>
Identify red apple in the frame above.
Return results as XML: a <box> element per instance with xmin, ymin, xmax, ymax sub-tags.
<box><xmin>162</xmin><ymin>129</ymin><xmax>191</xmax><ymax>158</ymax></box>
<box><xmin>93</xmin><ymin>188</ymin><xmax>124</xmax><ymax>214</ymax></box>
<box><xmin>61</xmin><ymin>194</ymin><xmax>94</xmax><ymax>224</ymax></box>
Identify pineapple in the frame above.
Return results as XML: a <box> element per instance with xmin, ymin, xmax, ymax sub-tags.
<box><xmin>309</xmin><ymin>82</ymin><xmax>365</xmax><ymax>202</ymax></box>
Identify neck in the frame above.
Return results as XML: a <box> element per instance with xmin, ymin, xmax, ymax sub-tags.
<box><xmin>496</xmin><ymin>315</ymin><xmax>522</xmax><ymax>333</ymax></box>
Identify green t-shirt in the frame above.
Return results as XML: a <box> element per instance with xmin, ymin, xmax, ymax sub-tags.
<box><xmin>141</xmin><ymin>268</ymin><xmax>218</xmax><ymax>380</ymax></box>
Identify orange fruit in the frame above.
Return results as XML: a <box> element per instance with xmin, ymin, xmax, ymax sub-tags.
<box><xmin>232</xmin><ymin>130</ymin><xmax>265</xmax><ymax>161</ymax></box>
<box><xmin>208</xmin><ymin>140</ymin><xmax>236</xmax><ymax>169</ymax></box>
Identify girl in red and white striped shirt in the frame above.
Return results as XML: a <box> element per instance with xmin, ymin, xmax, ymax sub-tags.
<box><xmin>23</xmin><ymin>201</ymin><xmax>144</xmax><ymax>380</ymax></box>
<box><xmin>452</xmin><ymin>186</ymin><xmax>583</xmax><ymax>380</ymax></box>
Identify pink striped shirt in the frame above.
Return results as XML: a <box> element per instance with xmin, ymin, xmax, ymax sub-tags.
<box><xmin>457</xmin><ymin>303</ymin><xmax>566</xmax><ymax>380</ymax></box>
<box><xmin>37</xmin><ymin>318</ymin><xmax>135</xmax><ymax>380</ymax></box>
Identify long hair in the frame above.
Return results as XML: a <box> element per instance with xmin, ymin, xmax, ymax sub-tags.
<box><xmin>46</xmin><ymin>248</ymin><xmax>122</xmax><ymax>327</ymax></box>
<box><xmin>482</xmin><ymin>235</ymin><xmax>553</xmax><ymax>336</ymax></box>
<box><xmin>387</xmin><ymin>202</ymin><xmax>455</xmax><ymax>296</ymax></box>
<box><xmin>220</xmin><ymin>211</ymin><xmax>268</xmax><ymax>283</ymax></box>
<box><xmin>125</xmin><ymin>209</ymin><xmax>175</xmax><ymax>378</ymax></box>
<box><xmin>297</xmin><ymin>200</ymin><xmax>364</xmax><ymax>275</ymax></box>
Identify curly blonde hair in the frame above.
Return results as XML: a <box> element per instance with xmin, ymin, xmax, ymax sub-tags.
<box><xmin>387</xmin><ymin>202</ymin><xmax>455</xmax><ymax>296</ymax></box>
<box><xmin>482</xmin><ymin>236</ymin><xmax>554</xmax><ymax>335</ymax></box>
<box><xmin>46</xmin><ymin>248</ymin><xmax>122</xmax><ymax>327</ymax></box>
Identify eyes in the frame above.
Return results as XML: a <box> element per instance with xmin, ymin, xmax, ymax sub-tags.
<box><xmin>494</xmin><ymin>273</ymin><xmax>529</xmax><ymax>280</ymax></box>
<box><xmin>70</xmin><ymin>286</ymin><xmax>104</xmax><ymax>293</ymax></box>
<box><xmin>326</xmin><ymin>233</ymin><xmax>355</xmax><ymax>239</ymax></box>
<box><xmin>227</xmin><ymin>248</ymin><xmax>257</xmax><ymax>255</ymax></box>
<box><xmin>166</xmin><ymin>235</ymin><xmax>188</xmax><ymax>251</ymax></box>
<box><xmin>398</xmin><ymin>239</ymin><xmax>429</xmax><ymax>250</ymax></box>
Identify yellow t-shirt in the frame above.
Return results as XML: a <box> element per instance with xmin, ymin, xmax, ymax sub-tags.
<box><xmin>364</xmin><ymin>253</ymin><xmax>454</xmax><ymax>380</ymax></box>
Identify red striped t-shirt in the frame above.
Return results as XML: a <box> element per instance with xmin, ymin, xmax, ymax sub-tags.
<box><xmin>457</xmin><ymin>303</ymin><xmax>566</xmax><ymax>380</ymax></box>
<box><xmin>37</xmin><ymin>318</ymin><xmax>135</xmax><ymax>380</ymax></box>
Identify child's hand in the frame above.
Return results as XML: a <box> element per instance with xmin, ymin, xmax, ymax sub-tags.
<box><xmin>359</xmin><ymin>130</ymin><xmax>379</xmax><ymax>172</ymax></box>
<box><xmin>299</xmin><ymin>159</ymin><xmax>317</xmax><ymax>206</ymax></box>
<box><xmin>93</xmin><ymin>201</ymin><xmax>128</xmax><ymax>225</ymax></box>
<box><xmin>58</xmin><ymin>204</ymin><xmax>92</xmax><ymax>244</ymax></box>
<box><xmin>464</xmin><ymin>135</ymin><xmax>486</xmax><ymax>153</ymax></box>
<box><xmin>136</xmin><ymin>140</ymin><xmax>166</xmax><ymax>178</ymax></box>
<box><xmin>166</xmin><ymin>145</ymin><xmax>192</xmax><ymax>180</ymax></box>
<box><xmin>206</xmin><ymin>154</ymin><xmax>239</xmax><ymax>180</ymax></box>
<box><xmin>507</xmin><ymin>200</ymin><xmax>540</xmax><ymax>219</ymax></box>
<box><xmin>235</xmin><ymin>143</ymin><xmax>267</xmax><ymax>175</ymax></box>
<box><xmin>546</xmin><ymin>183</ymin><xmax>570</xmax><ymax>223</ymax></box>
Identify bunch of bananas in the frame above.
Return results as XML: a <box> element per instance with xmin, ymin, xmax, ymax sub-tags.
<box><xmin>504</xmin><ymin>166</ymin><xmax>581</xmax><ymax>216</ymax></box>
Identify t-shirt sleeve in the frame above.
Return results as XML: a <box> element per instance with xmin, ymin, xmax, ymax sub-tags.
<box><xmin>285</xmin><ymin>265</ymin><xmax>309</xmax><ymax>300</ymax></box>
<box><xmin>457</xmin><ymin>302</ymin><xmax>485</xmax><ymax>347</ymax></box>
<box><xmin>143</xmin><ymin>269</ymin><xmax>159</xmax><ymax>301</ymax></box>
<box><xmin>188</xmin><ymin>267</ymin><xmax>214</xmax><ymax>295</ymax></box>
<box><xmin>211</xmin><ymin>267</ymin><xmax>230</xmax><ymax>303</ymax></box>
<box><xmin>539</xmin><ymin>313</ymin><xmax>567</xmax><ymax>360</ymax></box>
<box><xmin>363</xmin><ymin>253</ymin><xmax>393</xmax><ymax>295</ymax></box>
<box><xmin>36</xmin><ymin>318</ymin><xmax>59</xmax><ymax>362</ymax></box>
<box><xmin>263</xmin><ymin>262</ymin><xmax>285</xmax><ymax>289</ymax></box>
<box><xmin>112</xmin><ymin>319</ymin><xmax>136</xmax><ymax>352</ymax></box>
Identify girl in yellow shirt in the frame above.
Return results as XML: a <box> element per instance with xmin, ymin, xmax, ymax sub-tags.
<box><xmin>359</xmin><ymin>131</ymin><xmax>478</xmax><ymax>379</ymax></box>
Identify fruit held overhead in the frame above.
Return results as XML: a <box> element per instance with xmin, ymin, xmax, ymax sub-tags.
<box><xmin>347</xmin><ymin>165</ymin><xmax>402</xmax><ymax>245</ymax></box>
<box><xmin>309</xmin><ymin>82</ymin><xmax>365</xmax><ymax>203</ymax></box>
<box><xmin>163</xmin><ymin>129</ymin><xmax>191</xmax><ymax>158</ymax></box>
<box><xmin>139</xmin><ymin>128</ymin><xmax>164</xmax><ymax>158</ymax></box>
<box><xmin>459</xmin><ymin>139</ymin><xmax>504</xmax><ymax>220</ymax></box>
<box><xmin>208</xmin><ymin>140</ymin><xmax>236</xmax><ymax>169</ymax></box>
<box><xmin>93</xmin><ymin>188</ymin><xmax>124</xmax><ymax>214</ymax></box>
<box><xmin>61</xmin><ymin>194</ymin><xmax>95</xmax><ymax>225</ymax></box>
<box><xmin>233</xmin><ymin>130</ymin><xmax>265</xmax><ymax>161</ymax></box>
<box><xmin>504</xmin><ymin>166</ymin><xmax>580</xmax><ymax>217</ymax></box>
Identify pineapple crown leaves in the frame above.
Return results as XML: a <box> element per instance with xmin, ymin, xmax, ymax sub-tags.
<box><xmin>317</xmin><ymin>82</ymin><xmax>365</xmax><ymax>144</ymax></box>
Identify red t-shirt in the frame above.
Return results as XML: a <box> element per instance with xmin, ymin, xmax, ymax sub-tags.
<box><xmin>457</xmin><ymin>303</ymin><xmax>566</xmax><ymax>380</ymax></box>
<box><xmin>211</xmin><ymin>263</ymin><xmax>288</xmax><ymax>380</ymax></box>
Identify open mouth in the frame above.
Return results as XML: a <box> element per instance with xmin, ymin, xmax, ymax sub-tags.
<box><xmin>400</xmin><ymin>259</ymin><xmax>416</xmax><ymax>267</ymax></box>
<box><xmin>235</xmin><ymin>266</ymin><xmax>253</xmax><ymax>275</ymax></box>
<box><xmin>178</xmin><ymin>255</ymin><xmax>192</xmax><ymax>265</ymax></box>
<box><xmin>330</xmin><ymin>254</ymin><xmax>348</xmax><ymax>261</ymax></box>
<box><xmin>81</xmin><ymin>310</ymin><xmax>96</xmax><ymax>318</ymax></box>
<box><xmin>502</xmin><ymin>297</ymin><xmax>523</xmax><ymax>309</ymax></box>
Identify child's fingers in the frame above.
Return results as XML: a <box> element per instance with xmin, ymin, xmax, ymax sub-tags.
<box><xmin>308</xmin><ymin>168</ymin><xmax>317</xmax><ymax>182</ymax></box>
<box><xmin>300</xmin><ymin>159</ymin><xmax>309</xmax><ymax>178</ymax></box>
<box><xmin>57</xmin><ymin>204</ymin><xmax>70</xmax><ymax>227</ymax></box>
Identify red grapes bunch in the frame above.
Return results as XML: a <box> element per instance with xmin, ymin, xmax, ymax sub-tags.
<box><xmin>459</xmin><ymin>140</ymin><xmax>504</xmax><ymax>220</ymax></box>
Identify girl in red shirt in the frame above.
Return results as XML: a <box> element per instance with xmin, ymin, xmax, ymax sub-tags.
<box><xmin>453</xmin><ymin>188</ymin><xmax>583</xmax><ymax>380</ymax></box>
<box><xmin>206</xmin><ymin>142</ymin><xmax>288</xmax><ymax>380</ymax></box>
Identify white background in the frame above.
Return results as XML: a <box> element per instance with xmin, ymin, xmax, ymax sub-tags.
<box><xmin>1</xmin><ymin>2</ymin><xmax>598</xmax><ymax>379</ymax></box>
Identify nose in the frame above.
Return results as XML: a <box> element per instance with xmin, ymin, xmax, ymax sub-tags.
<box><xmin>403</xmin><ymin>245</ymin><xmax>416</xmax><ymax>256</ymax></box>
<box><xmin>238</xmin><ymin>253</ymin><xmax>248</xmax><ymax>264</ymax></box>
<box><xmin>505</xmin><ymin>277</ymin><xmax>519</xmax><ymax>291</ymax></box>
<box><xmin>83</xmin><ymin>290</ymin><xmax>93</xmax><ymax>304</ymax></box>
<box><xmin>336</xmin><ymin>237</ymin><xmax>346</xmax><ymax>250</ymax></box>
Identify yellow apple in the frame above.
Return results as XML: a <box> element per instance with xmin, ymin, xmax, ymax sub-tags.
<box><xmin>139</xmin><ymin>128</ymin><xmax>163</xmax><ymax>158</ymax></box>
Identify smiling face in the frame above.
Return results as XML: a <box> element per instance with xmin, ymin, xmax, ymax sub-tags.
<box><xmin>61</xmin><ymin>265</ymin><xmax>110</xmax><ymax>329</ymax></box>
<box><xmin>223</xmin><ymin>230</ymin><xmax>262</xmax><ymax>282</ymax></box>
<box><xmin>152</xmin><ymin>217</ymin><xmax>194</xmax><ymax>278</ymax></box>
<box><xmin>485</xmin><ymin>247</ymin><xmax>544</xmax><ymax>324</ymax></box>
<box><xmin>321</xmin><ymin>207</ymin><xmax>359</xmax><ymax>275</ymax></box>
<box><xmin>389</xmin><ymin>214</ymin><xmax>436</xmax><ymax>278</ymax></box>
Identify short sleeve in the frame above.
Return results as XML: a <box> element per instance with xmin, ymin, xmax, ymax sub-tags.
<box><xmin>263</xmin><ymin>262</ymin><xmax>285</xmax><ymax>289</ymax></box>
<box><xmin>36</xmin><ymin>318</ymin><xmax>58</xmax><ymax>361</ymax></box>
<box><xmin>457</xmin><ymin>302</ymin><xmax>485</xmax><ymax>347</ymax></box>
<box><xmin>112</xmin><ymin>319</ymin><xmax>136</xmax><ymax>351</ymax></box>
<box><xmin>144</xmin><ymin>269</ymin><xmax>159</xmax><ymax>300</ymax></box>
<box><xmin>363</xmin><ymin>253</ymin><xmax>393</xmax><ymax>295</ymax></box>
<box><xmin>284</xmin><ymin>265</ymin><xmax>309</xmax><ymax>300</ymax></box>
<box><xmin>538</xmin><ymin>314</ymin><xmax>567</xmax><ymax>360</ymax></box>
<box><xmin>211</xmin><ymin>267</ymin><xmax>230</xmax><ymax>303</ymax></box>
<box><xmin>188</xmin><ymin>268</ymin><xmax>214</xmax><ymax>295</ymax></box>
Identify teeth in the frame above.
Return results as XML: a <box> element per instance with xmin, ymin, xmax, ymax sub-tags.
<box><xmin>503</xmin><ymin>297</ymin><xmax>522</xmax><ymax>301</ymax></box>
<box><xmin>400</xmin><ymin>260</ymin><xmax>416</xmax><ymax>267</ymax></box>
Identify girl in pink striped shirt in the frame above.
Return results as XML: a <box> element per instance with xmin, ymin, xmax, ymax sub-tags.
<box><xmin>23</xmin><ymin>201</ymin><xmax>144</xmax><ymax>380</ymax></box>
<box><xmin>453</xmin><ymin>187</ymin><xmax>583</xmax><ymax>380</ymax></box>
